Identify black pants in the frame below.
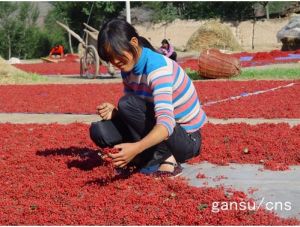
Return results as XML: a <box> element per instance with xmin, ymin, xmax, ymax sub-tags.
<box><xmin>169</xmin><ymin>52</ymin><xmax>177</xmax><ymax>61</ymax></box>
<box><xmin>90</xmin><ymin>95</ymin><xmax>201</xmax><ymax>168</ymax></box>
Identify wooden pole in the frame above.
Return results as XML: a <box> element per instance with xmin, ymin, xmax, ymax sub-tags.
<box><xmin>126</xmin><ymin>1</ymin><xmax>131</xmax><ymax>24</ymax></box>
<box><xmin>56</xmin><ymin>21</ymin><xmax>86</xmax><ymax>46</ymax></box>
<box><xmin>68</xmin><ymin>32</ymin><xmax>74</xmax><ymax>54</ymax></box>
<box><xmin>266</xmin><ymin>3</ymin><xmax>270</xmax><ymax>20</ymax></box>
<box><xmin>83</xmin><ymin>23</ymin><xmax>98</xmax><ymax>32</ymax></box>
<box><xmin>66</xmin><ymin>21</ymin><xmax>74</xmax><ymax>54</ymax></box>
<box><xmin>252</xmin><ymin>19</ymin><xmax>255</xmax><ymax>50</ymax></box>
<box><xmin>8</xmin><ymin>35</ymin><xmax>11</xmax><ymax>60</ymax></box>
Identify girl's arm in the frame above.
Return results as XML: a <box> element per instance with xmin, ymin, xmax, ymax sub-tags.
<box><xmin>109</xmin><ymin>70</ymin><xmax>176</xmax><ymax>167</ymax></box>
<box><xmin>136</xmin><ymin>70</ymin><xmax>176</xmax><ymax>150</ymax></box>
<box><xmin>158</xmin><ymin>47</ymin><xmax>168</xmax><ymax>55</ymax></box>
<box><xmin>166</xmin><ymin>44</ymin><xmax>174</xmax><ymax>57</ymax></box>
<box><xmin>110</xmin><ymin>122</ymin><xmax>169</xmax><ymax>168</ymax></box>
<box><xmin>136</xmin><ymin>124</ymin><xmax>169</xmax><ymax>151</ymax></box>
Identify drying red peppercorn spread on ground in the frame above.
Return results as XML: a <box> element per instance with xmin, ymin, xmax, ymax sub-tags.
<box><xmin>0</xmin><ymin>123</ymin><xmax>299</xmax><ymax>225</ymax></box>
<box><xmin>0</xmin><ymin>81</ymin><xmax>298</xmax><ymax>118</ymax></box>
<box><xmin>188</xmin><ymin>123</ymin><xmax>300</xmax><ymax>170</ymax></box>
<box><xmin>2</xmin><ymin>55</ymin><xmax>300</xmax><ymax>225</ymax></box>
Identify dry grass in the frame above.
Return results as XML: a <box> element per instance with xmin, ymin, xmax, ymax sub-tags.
<box><xmin>186</xmin><ymin>20</ymin><xmax>242</xmax><ymax>52</ymax></box>
<box><xmin>0</xmin><ymin>57</ymin><xmax>48</xmax><ymax>84</ymax></box>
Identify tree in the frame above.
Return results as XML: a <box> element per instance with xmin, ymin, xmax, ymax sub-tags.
<box><xmin>141</xmin><ymin>2</ymin><xmax>179</xmax><ymax>23</ymax></box>
<box><xmin>0</xmin><ymin>2</ymin><xmax>44</xmax><ymax>59</ymax></box>
<box><xmin>44</xmin><ymin>2</ymin><xmax>125</xmax><ymax>51</ymax></box>
<box><xmin>180</xmin><ymin>2</ymin><xmax>219</xmax><ymax>20</ymax></box>
<box><xmin>212</xmin><ymin>2</ymin><xmax>254</xmax><ymax>21</ymax></box>
<box><xmin>139</xmin><ymin>1</ymin><xmax>255</xmax><ymax>22</ymax></box>
<box><xmin>15</xmin><ymin>2</ymin><xmax>40</xmax><ymax>58</ymax></box>
<box><xmin>259</xmin><ymin>2</ymin><xmax>270</xmax><ymax>19</ymax></box>
<box><xmin>0</xmin><ymin>2</ymin><xmax>19</xmax><ymax>59</ymax></box>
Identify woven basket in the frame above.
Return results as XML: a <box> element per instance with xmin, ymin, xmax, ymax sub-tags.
<box><xmin>198</xmin><ymin>49</ymin><xmax>241</xmax><ymax>79</ymax></box>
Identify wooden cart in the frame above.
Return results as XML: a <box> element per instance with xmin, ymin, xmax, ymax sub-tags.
<box><xmin>57</xmin><ymin>21</ymin><xmax>116</xmax><ymax>79</ymax></box>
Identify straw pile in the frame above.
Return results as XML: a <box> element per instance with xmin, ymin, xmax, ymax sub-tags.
<box><xmin>0</xmin><ymin>57</ymin><xmax>24</xmax><ymax>76</ymax></box>
<box><xmin>186</xmin><ymin>20</ymin><xmax>242</xmax><ymax>52</ymax></box>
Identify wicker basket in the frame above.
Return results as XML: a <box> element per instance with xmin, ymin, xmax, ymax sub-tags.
<box><xmin>198</xmin><ymin>49</ymin><xmax>241</xmax><ymax>79</ymax></box>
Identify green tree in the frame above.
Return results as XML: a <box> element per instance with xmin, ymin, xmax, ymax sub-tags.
<box><xmin>141</xmin><ymin>2</ymin><xmax>178</xmax><ymax>23</ymax></box>
<box><xmin>139</xmin><ymin>1</ymin><xmax>255</xmax><ymax>22</ymax></box>
<box><xmin>179</xmin><ymin>2</ymin><xmax>219</xmax><ymax>20</ymax></box>
<box><xmin>268</xmin><ymin>1</ymin><xmax>291</xmax><ymax>15</ymax></box>
<box><xmin>210</xmin><ymin>2</ymin><xmax>254</xmax><ymax>21</ymax></box>
<box><xmin>15</xmin><ymin>2</ymin><xmax>40</xmax><ymax>58</ymax></box>
<box><xmin>0</xmin><ymin>2</ymin><xmax>44</xmax><ymax>59</ymax></box>
<box><xmin>0</xmin><ymin>2</ymin><xmax>19</xmax><ymax>59</ymax></box>
<box><xmin>45</xmin><ymin>2</ymin><xmax>125</xmax><ymax>50</ymax></box>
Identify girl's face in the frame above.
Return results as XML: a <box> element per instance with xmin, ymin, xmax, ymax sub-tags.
<box><xmin>162</xmin><ymin>43</ymin><xmax>169</xmax><ymax>49</ymax></box>
<box><xmin>110</xmin><ymin>37</ymin><xmax>141</xmax><ymax>72</ymax></box>
<box><xmin>110</xmin><ymin>51</ymin><xmax>135</xmax><ymax>72</ymax></box>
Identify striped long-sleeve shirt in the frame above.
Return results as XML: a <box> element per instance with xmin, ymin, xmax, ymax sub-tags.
<box><xmin>121</xmin><ymin>47</ymin><xmax>207</xmax><ymax>136</ymax></box>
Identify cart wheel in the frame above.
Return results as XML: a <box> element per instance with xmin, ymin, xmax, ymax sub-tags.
<box><xmin>81</xmin><ymin>45</ymin><xmax>99</xmax><ymax>79</ymax></box>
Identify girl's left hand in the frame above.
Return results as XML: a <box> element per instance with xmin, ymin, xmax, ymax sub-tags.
<box><xmin>108</xmin><ymin>143</ymin><xmax>142</xmax><ymax>168</ymax></box>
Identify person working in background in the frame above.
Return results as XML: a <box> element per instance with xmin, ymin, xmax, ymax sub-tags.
<box><xmin>49</xmin><ymin>45</ymin><xmax>64</xmax><ymax>58</ymax></box>
<box><xmin>158</xmin><ymin>39</ymin><xmax>177</xmax><ymax>61</ymax></box>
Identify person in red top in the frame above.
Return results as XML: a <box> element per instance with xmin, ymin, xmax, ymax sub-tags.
<box><xmin>49</xmin><ymin>45</ymin><xmax>64</xmax><ymax>58</ymax></box>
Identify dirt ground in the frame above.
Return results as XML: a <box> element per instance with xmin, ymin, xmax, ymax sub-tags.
<box><xmin>1</xmin><ymin>113</ymin><xmax>299</xmax><ymax>126</ymax></box>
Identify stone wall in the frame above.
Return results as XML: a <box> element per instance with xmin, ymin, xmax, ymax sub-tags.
<box><xmin>135</xmin><ymin>18</ymin><xmax>289</xmax><ymax>52</ymax></box>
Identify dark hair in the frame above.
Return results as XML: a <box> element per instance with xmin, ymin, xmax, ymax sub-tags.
<box><xmin>97</xmin><ymin>19</ymin><xmax>156</xmax><ymax>63</ymax></box>
<box><xmin>161</xmin><ymin>39</ymin><xmax>169</xmax><ymax>45</ymax></box>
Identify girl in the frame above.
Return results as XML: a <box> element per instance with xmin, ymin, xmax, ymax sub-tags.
<box><xmin>90</xmin><ymin>19</ymin><xmax>207</xmax><ymax>176</ymax></box>
<box><xmin>158</xmin><ymin>39</ymin><xmax>177</xmax><ymax>61</ymax></box>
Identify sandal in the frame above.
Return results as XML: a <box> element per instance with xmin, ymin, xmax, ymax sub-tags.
<box><xmin>152</xmin><ymin>161</ymin><xmax>183</xmax><ymax>178</ymax></box>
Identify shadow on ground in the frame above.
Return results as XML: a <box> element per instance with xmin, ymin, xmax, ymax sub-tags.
<box><xmin>36</xmin><ymin>147</ymin><xmax>104</xmax><ymax>171</ymax></box>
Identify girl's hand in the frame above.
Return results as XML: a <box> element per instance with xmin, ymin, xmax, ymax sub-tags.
<box><xmin>108</xmin><ymin>143</ymin><xmax>142</xmax><ymax>168</ymax></box>
<box><xmin>162</xmin><ymin>49</ymin><xmax>168</xmax><ymax>55</ymax></box>
<box><xmin>96</xmin><ymin>102</ymin><xmax>117</xmax><ymax>120</ymax></box>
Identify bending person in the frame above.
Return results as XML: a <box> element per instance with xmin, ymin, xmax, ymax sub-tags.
<box><xmin>90</xmin><ymin>19</ymin><xmax>206</xmax><ymax>176</ymax></box>
<box><xmin>158</xmin><ymin>39</ymin><xmax>177</xmax><ymax>61</ymax></box>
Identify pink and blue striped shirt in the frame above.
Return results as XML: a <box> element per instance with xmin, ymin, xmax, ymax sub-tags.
<box><xmin>121</xmin><ymin>47</ymin><xmax>207</xmax><ymax>136</ymax></box>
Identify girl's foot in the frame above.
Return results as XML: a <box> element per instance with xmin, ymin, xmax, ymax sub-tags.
<box><xmin>139</xmin><ymin>155</ymin><xmax>183</xmax><ymax>177</ymax></box>
<box><xmin>154</xmin><ymin>162</ymin><xmax>183</xmax><ymax>178</ymax></box>
<box><xmin>159</xmin><ymin>155</ymin><xmax>177</xmax><ymax>172</ymax></box>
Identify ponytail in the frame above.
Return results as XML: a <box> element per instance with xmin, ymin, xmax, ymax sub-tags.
<box><xmin>138</xmin><ymin>36</ymin><xmax>157</xmax><ymax>53</ymax></box>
